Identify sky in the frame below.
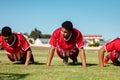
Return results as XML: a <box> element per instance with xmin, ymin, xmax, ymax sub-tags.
<box><xmin>0</xmin><ymin>0</ymin><xmax>120</xmax><ymax>40</ymax></box>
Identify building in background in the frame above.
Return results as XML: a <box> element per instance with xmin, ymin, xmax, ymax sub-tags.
<box><xmin>83</xmin><ymin>34</ymin><xmax>105</xmax><ymax>47</ymax></box>
<box><xmin>83</xmin><ymin>34</ymin><xmax>103</xmax><ymax>41</ymax></box>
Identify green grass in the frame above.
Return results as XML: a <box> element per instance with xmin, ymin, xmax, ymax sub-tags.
<box><xmin>0</xmin><ymin>47</ymin><xmax>120</xmax><ymax>80</ymax></box>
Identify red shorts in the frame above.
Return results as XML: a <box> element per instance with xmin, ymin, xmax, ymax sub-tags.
<box><xmin>110</xmin><ymin>51</ymin><xmax>120</xmax><ymax>64</ymax></box>
<box><xmin>56</xmin><ymin>46</ymin><xmax>79</xmax><ymax>59</ymax></box>
<box><xmin>7</xmin><ymin>52</ymin><xmax>27</xmax><ymax>62</ymax></box>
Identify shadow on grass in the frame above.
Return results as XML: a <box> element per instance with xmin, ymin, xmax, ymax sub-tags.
<box><xmin>0</xmin><ymin>73</ymin><xmax>29</xmax><ymax>80</ymax></box>
<box><xmin>33</xmin><ymin>61</ymin><xmax>46</xmax><ymax>65</ymax></box>
<box><xmin>87</xmin><ymin>63</ymin><xmax>98</xmax><ymax>67</ymax></box>
<box><xmin>67</xmin><ymin>62</ymin><xmax>82</xmax><ymax>66</ymax></box>
<box><xmin>14</xmin><ymin>61</ymin><xmax>46</xmax><ymax>65</ymax></box>
<box><xmin>68</xmin><ymin>62</ymin><xmax>98</xmax><ymax>67</ymax></box>
<box><xmin>106</xmin><ymin>63</ymin><xmax>120</xmax><ymax>67</ymax></box>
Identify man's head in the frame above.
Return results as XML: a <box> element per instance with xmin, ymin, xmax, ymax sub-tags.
<box><xmin>61</xmin><ymin>21</ymin><xmax>73</xmax><ymax>39</ymax></box>
<box><xmin>1</xmin><ymin>26</ymin><xmax>13</xmax><ymax>43</ymax></box>
<box><xmin>62</xmin><ymin>21</ymin><xmax>73</xmax><ymax>31</ymax></box>
<box><xmin>1</xmin><ymin>26</ymin><xmax>12</xmax><ymax>37</ymax></box>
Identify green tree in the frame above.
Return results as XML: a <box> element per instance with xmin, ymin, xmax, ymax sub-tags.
<box><xmin>30</xmin><ymin>28</ymin><xmax>42</xmax><ymax>40</ymax></box>
<box><xmin>41</xmin><ymin>34</ymin><xmax>51</xmax><ymax>38</ymax></box>
<box><xmin>23</xmin><ymin>33</ymin><xmax>30</xmax><ymax>38</ymax></box>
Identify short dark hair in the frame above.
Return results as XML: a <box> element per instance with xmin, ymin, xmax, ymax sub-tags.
<box><xmin>61</xmin><ymin>21</ymin><xmax>73</xmax><ymax>31</ymax></box>
<box><xmin>1</xmin><ymin>26</ymin><xmax>12</xmax><ymax>36</ymax></box>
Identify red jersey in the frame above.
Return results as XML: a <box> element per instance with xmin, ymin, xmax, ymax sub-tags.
<box><xmin>104</xmin><ymin>38</ymin><xmax>120</xmax><ymax>64</ymax></box>
<box><xmin>49</xmin><ymin>27</ymin><xmax>84</xmax><ymax>51</ymax></box>
<box><xmin>0</xmin><ymin>33</ymin><xmax>30</xmax><ymax>61</ymax></box>
<box><xmin>105</xmin><ymin>38</ymin><xmax>120</xmax><ymax>52</ymax></box>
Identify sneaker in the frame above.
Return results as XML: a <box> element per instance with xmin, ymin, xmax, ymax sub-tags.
<box><xmin>30</xmin><ymin>54</ymin><xmax>34</xmax><ymax>63</ymax></box>
<box><xmin>63</xmin><ymin>57</ymin><xmax>68</xmax><ymax>64</ymax></box>
<box><xmin>72</xmin><ymin>58</ymin><xmax>78</xmax><ymax>65</ymax></box>
<box><xmin>19</xmin><ymin>54</ymin><xmax>34</xmax><ymax>64</ymax></box>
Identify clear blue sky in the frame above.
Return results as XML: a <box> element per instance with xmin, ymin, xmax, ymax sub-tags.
<box><xmin>0</xmin><ymin>0</ymin><xmax>120</xmax><ymax>40</ymax></box>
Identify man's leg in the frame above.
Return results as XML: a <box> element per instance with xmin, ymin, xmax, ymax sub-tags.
<box><xmin>20</xmin><ymin>53</ymin><xmax>34</xmax><ymax>64</ymax></box>
<box><xmin>69</xmin><ymin>47</ymin><xmax>79</xmax><ymax>65</ymax></box>
<box><xmin>29</xmin><ymin>53</ymin><xmax>34</xmax><ymax>63</ymax></box>
<box><xmin>56</xmin><ymin>48</ymin><xmax>68</xmax><ymax>64</ymax></box>
<box><xmin>112</xmin><ymin>51</ymin><xmax>120</xmax><ymax>65</ymax></box>
<box><xmin>7</xmin><ymin>55</ymin><xmax>15</xmax><ymax>62</ymax></box>
<box><xmin>104</xmin><ymin>53</ymin><xmax>110</xmax><ymax>65</ymax></box>
<box><xmin>110</xmin><ymin>51</ymin><xmax>116</xmax><ymax>64</ymax></box>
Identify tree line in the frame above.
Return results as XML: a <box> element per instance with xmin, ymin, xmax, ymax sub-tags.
<box><xmin>23</xmin><ymin>28</ymin><xmax>51</xmax><ymax>40</ymax></box>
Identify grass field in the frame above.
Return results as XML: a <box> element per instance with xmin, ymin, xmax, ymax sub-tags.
<box><xmin>0</xmin><ymin>47</ymin><xmax>120</xmax><ymax>80</ymax></box>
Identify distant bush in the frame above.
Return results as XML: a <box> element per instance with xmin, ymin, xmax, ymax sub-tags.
<box><xmin>29</xmin><ymin>39</ymin><xmax>34</xmax><ymax>44</ymax></box>
<box><xmin>88</xmin><ymin>42</ymin><xmax>99</xmax><ymax>47</ymax></box>
<box><xmin>88</xmin><ymin>39</ymin><xmax>100</xmax><ymax>47</ymax></box>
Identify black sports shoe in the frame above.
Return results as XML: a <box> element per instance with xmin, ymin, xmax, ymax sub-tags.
<box><xmin>18</xmin><ymin>54</ymin><xmax>34</xmax><ymax>64</ymax></box>
<box><xmin>30</xmin><ymin>54</ymin><xmax>34</xmax><ymax>63</ymax></box>
<box><xmin>63</xmin><ymin>57</ymin><xmax>68</xmax><ymax>64</ymax></box>
<box><xmin>72</xmin><ymin>58</ymin><xmax>78</xmax><ymax>65</ymax></box>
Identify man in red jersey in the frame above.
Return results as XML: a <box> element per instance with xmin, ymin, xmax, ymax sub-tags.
<box><xmin>98</xmin><ymin>38</ymin><xmax>120</xmax><ymax>67</ymax></box>
<box><xmin>46</xmin><ymin>21</ymin><xmax>86</xmax><ymax>67</ymax></box>
<box><xmin>0</xmin><ymin>26</ymin><xmax>34</xmax><ymax>66</ymax></box>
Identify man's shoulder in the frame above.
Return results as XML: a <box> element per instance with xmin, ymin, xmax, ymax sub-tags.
<box><xmin>73</xmin><ymin>28</ymin><xmax>82</xmax><ymax>36</ymax></box>
<box><xmin>13</xmin><ymin>32</ymin><xmax>24</xmax><ymax>36</ymax></box>
<box><xmin>73</xmin><ymin>28</ymin><xmax>80</xmax><ymax>32</ymax></box>
<box><xmin>52</xmin><ymin>27</ymin><xmax>61</xmax><ymax>35</ymax></box>
<box><xmin>108</xmin><ymin>38</ymin><xmax>120</xmax><ymax>43</ymax></box>
<box><xmin>0</xmin><ymin>34</ymin><xmax>3</xmax><ymax>41</ymax></box>
<box><xmin>54</xmin><ymin>27</ymin><xmax>61</xmax><ymax>32</ymax></box>
<box><xmin>0</xmin><ymin>33</ymin><xmax>1</xmax><ymax>36</ymax></box>
<box><xmin>13</xmin><ymin>32</ymin><xmax>25</xmax><ymax>40</ymax></box>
